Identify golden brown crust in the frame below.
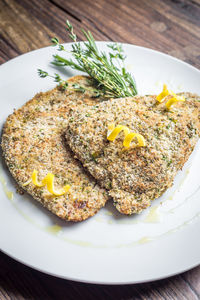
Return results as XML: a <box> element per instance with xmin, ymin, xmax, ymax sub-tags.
<box><xmin>66</xmin><ymin>93</ymin><xmax>200</xmax><ymax>214</ymax></box>
<box><xmin>1</xmin><ymin>76</ymin><xmax>108</xmax><ymax>222</ymax></box>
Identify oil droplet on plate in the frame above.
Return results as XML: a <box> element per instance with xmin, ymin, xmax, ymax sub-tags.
<box><xmin>138</xmin><ymin>237</ymin><xmax>153</xmax><ymax>244</ymax></box>
<box><xmin>143</xmin><ymin>205</ymin><xmax>161</xmax><ymax>223</ymax></box>
<box><xmin>95</xmin><ymin>217</ymin><xmax>105</xmax><ymax>223</ymax></box>
<box><xmin>108</xmin><ymin>220</ymin><xmax>113</xmax><ymax>224</ymax></box>
<box><xmin>0</xmin><ymin>174</ymin><xmax>13</xmax><ymax>200</ymax></box>
<box><xmin>105</xmin><ymin>211</ymin><xmax>113</xmax><ymax>216</ymax></box>
<box><xmin>46</xmin><ymin>224</ymin><xmax>61</xmax><ymax>234</ymax></box>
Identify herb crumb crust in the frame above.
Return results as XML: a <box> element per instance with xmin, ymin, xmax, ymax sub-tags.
<box><xmin>1</xmin><ymin>76</ymin><xmax>109</xmax><ymax>222</ymax></box>
<box><xmin>66</xmin><ymin>93</ymin><xmax>200</xmax><ymax>214</ymax></box>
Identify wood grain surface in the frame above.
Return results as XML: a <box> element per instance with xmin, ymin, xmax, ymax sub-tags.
<box><xmin>0</xmin><ymin>0</ymin><xmax>200</xmax><ymax>299</ymax></box>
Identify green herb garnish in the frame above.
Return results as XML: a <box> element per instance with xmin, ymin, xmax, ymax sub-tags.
<box><xmin>38</xmin><ymin>69</ymin><xmax>68</xmax><ymax>90</ymax></box>
<box><xmin>38</xmin><ymin>20</ymin><xmax>137</xmax><ymax>98</ymax></box>
<box><xmin>38</xmin><ymin>69</ymin><xmax>102</xmax><ymax>96</ymax></box>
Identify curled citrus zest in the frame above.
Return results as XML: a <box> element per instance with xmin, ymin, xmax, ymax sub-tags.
<box><xmin>32</xmin><ymin>170</ymin><xmax>43</xmax><ymax>187</ymax></box>
<box><xmin>41</xmin><ymin>173</ymin><xmax>70</xmax><ymax>196</ymax></box>
<box><xmin>156</xmin><ymin>84</ymin><xmax>176</xmax><ymax>102</ymax></box>
<box><xmin>156</xmin><ymin>84</ymin><xmax>185</xmax><ymax>110</ymax></box>
<box><xmin>123</xmin><ymin>132</ymin><xmax>146</xmax><ymax>148</ymax></box>
<box><xmin>24</xmin><ymin>170</ymin><xmax>70</xmax><ymax>196</ymax></box>
<box><xmin>156</xmin><ymin>84</ymin><xmax>171</xmax><ymax>102</ymax></box>
<box><xmin>107</xmin><ymin>124</ymin><xmax>146</xmax><ymax>148</ymax></box>
<box><xmin>165</xmin><ymin>95</ymin><xmax>185</xmax><ymax>110</ymax></box>
<box><xmin>107</xmin><ymin>124</ymin><xmax>130</xmax><ymax>141</ymax></box>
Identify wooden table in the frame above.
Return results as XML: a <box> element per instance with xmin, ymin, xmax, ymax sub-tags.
<box><xmin>0</xmin><ymin>0</ymin><xmax>200</xmax><ymax>298</ymax></box>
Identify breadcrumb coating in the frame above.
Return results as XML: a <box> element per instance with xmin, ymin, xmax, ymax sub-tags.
<box><xmin>1</xmin><ymin>76</ymin><xmax>109</xmax><ymax>222</ymax></box>
<box><xmin>66</xmin><ymin>93</ymin><xmax>200</xmax><ymax>214</ymax></box>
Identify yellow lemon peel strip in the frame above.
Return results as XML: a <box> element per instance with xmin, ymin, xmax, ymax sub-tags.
<box><xmin>157</xmin><ymin>84</ymin><xmax>185</xmax><ymax>110</ymax></box>
<box><xmin>156</xmin><ymin>84</ymin><xmax>176</xmax><ymax>103</ymax></box>
<box><xmin>107</xmin><ymin>124</ymin><xmax>130</xmax><ymax>141</ymax></box>
<box><xmin>41</xmin><ymin>173</ymin><xmax>70</xmax><ymax>196</ymax></box>
<box><xmin>165</xmin><ymin>95</ymin><xmax>185</xmax><ymax>110</ymax></box>
<box><xmin>123</xmin><ymin>132</ymin><xmax>146</xmax><ymax>148</ymax></box>
<box><xmin>24</xmin><ymin>170</ymin><xmax>70</xmax><ymax>196</ymax></box>
<box><xmin>156</xmin><ymin>84</ymin><xmax>171</xmax><ymax>102</ymax></box>
<box><xmin>107</xmin><ymin>124</ymin><xmax>146</xmax><ymax>148</ymax></box>
<box><xmin>32</xmin><ymin>170</ymin><xmax>44</xmax><ymax>187</ymax></box>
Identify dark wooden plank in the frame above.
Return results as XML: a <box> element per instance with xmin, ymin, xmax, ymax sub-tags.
<box><xmin>53</xmin><ymin>0</ymin><xmax>200</xmax><ymax>68</ymax></box>
<box><xmin>0</xmin><ymin>0</ymin><xmax>200</xmax><ymax>299</ymax></box>
<box><xmin>0</xmin><ymin>0</ymin><xmax>55</xmax><ymax>58</ymax></box>
<box><xmin>0</xmin><ymin>50</ymin><xmax>10</xmax><ymax>65</ymax></box>
<box><xmin>0</xmin><ymin>33</ymin><xmax>19</xmax><ymax>64</ymax></box>
<box><xmin>15</xmin><ymin>0</ymin><xmax>109</xmax><ymax>41</ymax></box>
<box><xmin>1</xmin><ymin>0</ymin><xmax>200</xmax><ymax>67</ymax></box>
<box><xmin>0</xmin><ymin>0</ymin><xmax>110</xmax><ymax>64</ymax></box>
<box><xmin>0</xmin><ymin>252</ymin><xmax>52</xmax><ymax>300</ymax></box>
<box><xmin>182</xmin><ymin>266</ymin><xmax>200</xmax><ymax>298</ymax></box>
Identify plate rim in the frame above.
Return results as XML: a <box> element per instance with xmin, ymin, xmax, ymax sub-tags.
<box><xmin>1</xmin><ymin>41</ymin><xmax>199</xmax><ymax>74</ymax></box>
<box><xmin>0</xmin><ymin>41</ymin><xmax>200</xmax><ymax>285</ymax></box>
<box><xmin>1</xmin><ymin>246</ymin><xmax>199</xmax><ymax>285</ymax></box>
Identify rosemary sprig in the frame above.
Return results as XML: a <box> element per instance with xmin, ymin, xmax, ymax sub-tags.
<box><xmin>39</xmin><ymin>20</ymin><xmax>138</xmax><ymax>98</ymax></box>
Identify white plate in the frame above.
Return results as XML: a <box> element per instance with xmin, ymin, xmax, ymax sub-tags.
<box><xmin>0</xmin><ymin>42</ymin><xmax>200</xmax><ymax>285</ymax></box>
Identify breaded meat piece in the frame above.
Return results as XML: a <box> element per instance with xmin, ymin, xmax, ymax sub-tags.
<box><xmin>66</xmin><ymin>93</ymin><xmax>200</xmax><ymax>215</ymax></box>
<box><xmin>1</xmin><ymin>76</ymin><xmax>108</xmax><ymax>222</ymax></box>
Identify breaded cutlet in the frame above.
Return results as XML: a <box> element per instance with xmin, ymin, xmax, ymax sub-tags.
<box><xmin>1</xmin><ymin>76</ymin><xmax>108</xmax><ymax>221</ymax></box>
<box><xmin>66</xmin><ymin>93</ymin><xmax>200</xmax><ymax>214</ymax></box>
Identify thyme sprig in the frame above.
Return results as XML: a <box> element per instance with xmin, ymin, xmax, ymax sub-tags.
<box><xmin>39</xmin><ymin>20</ymin><xmax>138</xmax><ymax>98</ymax></box>
<box><xmin>38</xmin><ymin>69</ymin><xmax>103</xmax><ymax>97</ymax></box>
<box><xmin>38</xmin><ymin>69</ymin><xmax>69</xmax><ymax>90</ymax></box>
